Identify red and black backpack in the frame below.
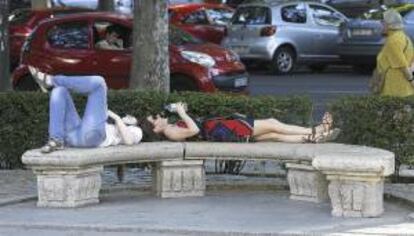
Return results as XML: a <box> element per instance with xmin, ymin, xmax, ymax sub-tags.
<box><xmin>200</xmin><ymin>114</ymin><xmax>253</xmax><ymax>142</ymax></box>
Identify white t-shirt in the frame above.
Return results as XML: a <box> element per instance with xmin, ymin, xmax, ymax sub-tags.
<box><xmin>99</xmin><ymin>123</ymin><xmax>143</xmax><ymax>147</ymax></box>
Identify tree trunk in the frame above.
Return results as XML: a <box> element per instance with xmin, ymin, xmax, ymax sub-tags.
<box><xmin>31</xmin><ymin>0</ymin><xmax>50</xmax><ymax>9</ymax></box>
<box><xmin>98</xmin><ymin>0</ymin><xmax>114</xmax><ymax>11</ymax></box>
<box><xmin>0</xmin><ymin>0</ymin><xmax>10</xmax><ymax>91</ymax></box>
<box><xmin>130</xmin><ymin>0</ymin><xmax>169</xmax><ymax>92</ymax></box>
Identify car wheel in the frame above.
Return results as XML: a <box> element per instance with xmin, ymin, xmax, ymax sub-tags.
<box><xmin>14</xmin><ymin>75</ymin><xmax>39</xmax><ymax>91</ymax></box>
<box><xmin>309</xmin><ymin>64</ymin><xmax>327</xmax><ymax>73</ymax></box>
<box><xmin>170</xmin><ymin>74</ymin><xmax>198</xmax><ymax>92</ymax></box>
<box><xmin>353</xmin><ymin>65</ymin><xmax>375</xmax><ymax>74</ymax></box>
<box><xmin>271</xmin><ymin>47</ymin><xmax>295</xmax><ymax>75</ymax></box>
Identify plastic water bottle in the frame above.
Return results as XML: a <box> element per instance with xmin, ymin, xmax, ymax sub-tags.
<box><xmin>164</xmin><ymin>103</ymin><xmax>187</xmax><ymax>113</ymax></box>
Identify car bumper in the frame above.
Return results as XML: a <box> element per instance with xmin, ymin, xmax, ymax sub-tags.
<box><xmin>338</xmin><ymin>42</ymin><xmax>381</xmax><ymax>64</ymax></box>
<box><xmin>212</xmin><ymin>72</ymin><xmax>249</xmax><ymax>93</ymax></box>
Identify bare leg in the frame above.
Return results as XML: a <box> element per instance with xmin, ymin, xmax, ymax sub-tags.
<box><xmin>253</xmin><ymin>112</ymin><xmax>333</xmax><ymax>137</ymax></box>
<box><xmin>253</xmin><ymin>118</ymin><xmax>313</xmax><ymax>136</ymax></box>
<box><xmin>254</xmin><ymin>132</ymin><xmax>309</xmax><ymax>143</ymax></box>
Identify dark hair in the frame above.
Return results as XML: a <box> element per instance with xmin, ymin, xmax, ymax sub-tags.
<box><xmin>106</xmin><ymin>25</ymin><xmax>121</xmax><ymax>35</ymax></box>
<box><xmin>140</xmin><ymin>118</ymin><xmax>166</xmax><ymax>142</ymax></box>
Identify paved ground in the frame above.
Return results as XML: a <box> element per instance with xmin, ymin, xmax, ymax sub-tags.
<box><xmin>0</xmin><ymin>190</ymin><xmax>412</xmax><ymax>236</ymax></box>
<box><xmin>1</xmin><ymin>168</ymin><xmax>414</xmax><ymax>235</ymax></box>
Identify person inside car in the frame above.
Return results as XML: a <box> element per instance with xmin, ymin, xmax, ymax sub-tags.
<box><xmin>140</xmin><ymin>102</ymin><xmax>340</xmax><ymax>143</ymax></box>
<box><xmin>95</xmin><ymin>25</ymin><xmax>124</xmax><ymax>50</ymax></box>
<box><xmin>28</xmin><ymin>66</ymin><xmax>142</xmax><ymax>153</ymax></box>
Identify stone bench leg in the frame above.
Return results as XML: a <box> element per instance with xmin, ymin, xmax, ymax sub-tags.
<box><xmin>324</xmin><ymin>172</ymin><xmax>384</xmax><ymax>217</ymax></box>
<box><xmin>153</xmin><ymin>160</ymin><xmax>205</xmax><ymax>198</ymax></box>
<box><xmin>33</xmin><ymin>166</ymin><xmax>103</xmax><ymax>208</ymax></box>
<box><xmin>286</xmin><ymin>162</ymin><xmax>329</xmax><ymax>203</ymax></box>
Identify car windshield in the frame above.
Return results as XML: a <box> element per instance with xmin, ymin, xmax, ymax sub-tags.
<box><xmin>8</xmin><ymin>9</ymin><xmax>32</xmax><ymax>25</ymax></box>
<box><xmin>169</xmin><ymin>26</ymin><xmax>203</xmax><ymax>45</ymax></box>
<box><xmin>361</xmin><ymin>4</ymin><xmax>414</xmax><ymax>20</ymax></box>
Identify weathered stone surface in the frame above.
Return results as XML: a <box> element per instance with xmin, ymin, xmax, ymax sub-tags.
<box><xmin>325</xmin><ymin>173</ymin><xmax>384</xmax><ymax>217</ymax></box>
<box><xmin>153</xmin><ymin>160</ymin><xmax>205</xmax><ymax>198</ymax></box>
<box><xmin>35</xmin><ymin>166</ymin><xmax>103</xmax><ymax>208</ymax></box>
<box><xmin>22</xmin><ymin>142</ymin><xmax>184</xmax><ymax>167</ymax></box>
<box><xmin>286</xmin><ymin>163</ymin><xmax>328</xmax><ymax>203</ymax></box>
<box><xmin>22</xmin><ymin>141</ymin><xmax>394</xmax><ymax>217</ymax></box>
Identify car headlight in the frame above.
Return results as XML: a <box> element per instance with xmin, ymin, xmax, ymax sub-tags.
<box><xmin>181</xmin><ymin>51</ymin><xmax>216</xmax><ymax>68</ymax></box>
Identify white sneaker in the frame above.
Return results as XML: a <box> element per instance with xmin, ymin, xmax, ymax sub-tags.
<box><xmin>28</xmin><ymin>66</ymin><xmax>53</xmax><ymax>92</ymax></box>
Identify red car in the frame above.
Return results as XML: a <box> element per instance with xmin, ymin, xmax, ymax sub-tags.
<box><xmin>169</xmin><ymin>3</ymin><xmax>234</xmax><ymax>44</ymax></box>
<box><xmin>12</xmin><ymin>12</ymin><xmax>249</xmax><ymax>93</ymax></box>
<box><xmin>9</xmin><ymin>7</ymin><xmax>94</xmax><ymax>69</ymax></box>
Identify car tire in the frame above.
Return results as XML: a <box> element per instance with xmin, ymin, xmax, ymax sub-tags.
<box><xmin>14</xmin><ymin>75</ymin><xmax>39</xmax><ymax>91</ymax></box>
<box><xmin>170</xmin><ymin>74</ymin><xmax>198</xmax><ymax>92</ymax></box>
<box><xmin>353</xmin><ymin>65</ymin><xmax>375</xmax><ymax>74</ymax></box>
<box><xmin>271</xmin><ymin>46</ymin><xmax>296</xmax><ymax>75</ymax></box>
<box><xmin>309</xmin><ymin>64</ymin><xmax>327</xmax><ymax>73</ymax></box>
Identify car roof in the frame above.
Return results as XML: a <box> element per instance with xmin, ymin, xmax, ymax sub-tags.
<box><xmin>238</xmin><ymin>0</ymin><xmax>323</xmax><ymax>7</ymax></box>
<box><xmin>39</xmin><ymin>11</ymin><xmax>133</xmax><ymax>25</ymax></box>
<box><xmin>169</xmin><ymin>3</ymin><xmax>232</xmax><ymax>11</ymax></box>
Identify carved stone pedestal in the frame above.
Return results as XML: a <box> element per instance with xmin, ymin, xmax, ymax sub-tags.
<box><xmin>286</xmin><ymin>162</ymin><xmax>328</xmax><ymax>203</ymax></box>
<box><xmin>34</xmin><ymin>166</ymin><xmax>103</xmax><ymax>208</ymax></box>
<box><xmin>153</xmin><ymin>160</ymin><xmax>205</xmax><ymax>198</ymax></box>
<box><xmin>325</xmin><ymin>173</ymin><xmax>384</xmax><ymax>217</ymax></box>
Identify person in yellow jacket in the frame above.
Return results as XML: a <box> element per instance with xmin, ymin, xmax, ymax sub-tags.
<box><xmin>377</xmin><ymin>9</ymin><xmax>414</xmax><ymax>97</ymax></box>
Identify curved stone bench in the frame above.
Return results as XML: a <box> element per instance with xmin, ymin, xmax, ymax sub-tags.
<box><xmin>184</xmin><ymin>142</ymin><xmax>394</xmax><ymax>217</ymax></box>
<box><xmin>22</xmin><ymin>142</ymin><xmax>394</xmax><ymax>218</ymax></box>
<box><xmin>22</xmin><ymin>143</ymin><xmax>205</xmax><ymax>207</ymax></box>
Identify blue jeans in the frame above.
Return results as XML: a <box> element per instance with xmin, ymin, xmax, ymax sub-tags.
<box><xmin>49</xmin><ymin>75</ymin><xmax>108</xmax><ymax>147</ymax></box>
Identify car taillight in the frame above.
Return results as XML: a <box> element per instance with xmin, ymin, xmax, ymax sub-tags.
<box><xmin>260</xmin><ymin>26</ymin><xmax>277</xmax><ymax>37</ymax></box>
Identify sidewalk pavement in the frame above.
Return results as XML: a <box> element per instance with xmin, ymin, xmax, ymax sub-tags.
<box><xmin>1</xmin><ymin>167</ymin><xmax>414</xmax><ymax>235</ymax></box>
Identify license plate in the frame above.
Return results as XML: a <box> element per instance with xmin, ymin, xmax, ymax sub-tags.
<box><xmin>235</xmin><ymin>77</ymin><xmax>248</xmax><ymax>87</ymax></box>
<box><xmin>232</xmin><ymin>46</ymin><xmax>249</xmax><ymax>54</ymax></box>
<box><xmin>351</xmin><ymin>29</ymin><xmax>373</xmax><ymax>36</ymax></box>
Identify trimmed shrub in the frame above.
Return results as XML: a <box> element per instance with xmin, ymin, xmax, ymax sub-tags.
<box><xmin>0</xmin><ymin>91</ymin><xmax>312</xmax><ymax>169</ymax></box>
<box><xmin>330</xmin><ymin>96</ymin><xmax>414</xmax><ymax>167</ymax></box>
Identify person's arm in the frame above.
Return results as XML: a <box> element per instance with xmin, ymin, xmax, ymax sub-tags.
<box><xmin>108</xmin><ymin>110</ymin><xmax>134</xmax><ymax>145</ymax></box>
<box><xmin>163</xmin><ymin>103</ymin><xmax>200</xmax><ymax>141</ymax></box>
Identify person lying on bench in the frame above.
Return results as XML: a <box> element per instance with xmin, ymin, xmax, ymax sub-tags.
<box><xmin>28</xmin><ymin>66</ymin><xmax>142</xmax><ymax>153</ymax></box>
<box><xmin>140</xmin><ymin>102</ymin><xmax>340</xmax><ymax>143</ymax></box>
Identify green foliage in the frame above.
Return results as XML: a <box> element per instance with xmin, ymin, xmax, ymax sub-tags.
<box><xmin>330</xmin><ymin>96</ymin><xmax>414</xmax><ymax>167</ymax></box>
<box><xmin>0</xmin><ymin>91</ymin><xmax>312</xmax><ymax>169</ymax></box>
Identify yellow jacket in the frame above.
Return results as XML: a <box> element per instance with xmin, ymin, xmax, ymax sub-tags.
<box><xmin>377</xmin><ymin>30</ymin><xmax>414</xmax><ymax>97</ymax></box>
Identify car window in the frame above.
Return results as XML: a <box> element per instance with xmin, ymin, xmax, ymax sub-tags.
<box><xmin>281</xmin><ymin>3</ymin><xmax>307</xmax><ymax>24</ymax></box>
<box><xmin>183</xmin><ymin>10</ymin><xmax>209</xmax><ymax>24</ymax></box>
<box><xmin>169</xmin><ymin>26</ymin><xmax>203</xmax><ymax>45</ymax></box>
<box><xmin>205</xmin><ymin>8</ymin><xmax>234</xmax><ymax>26</ymax></box>
<box><xmin>8</xmin><ymin>9</ymin><xmax>32</xmax><ymax>25</ymax></box>
<box><xmin>309</xmin><ymin>4</ymin><xmax>343</xmax><ymax>27</ymax></box>
<box><xmin>47</xmin><ymin>22</ymin><xmax>89</xmax><ymax>49</ymax></box>
<box><xmin>93</xmin><ymin>21</ymin><xmax>132</xmax><ymax>51</ymax></box>
<box><xmin>232</xmin><ymin>6</ymin><xmax>271</xmax><ymax>25</ymax></box>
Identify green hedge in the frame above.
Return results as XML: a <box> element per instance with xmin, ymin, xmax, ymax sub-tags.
<box><xmin>0</xmin><ymin>91</ymin><xmax>312</xmax><ymax>169</ymax></box>
<box><xmin>330</xmin><ymin>96</ymin><xmax>414</xmax><ymax>167</ymax></box>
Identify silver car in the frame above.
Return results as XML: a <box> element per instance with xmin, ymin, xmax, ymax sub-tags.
<box><xmin>222</xmin><ymin>0</ymin><xmax>347</xmax><ymax>74</ymax></box>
